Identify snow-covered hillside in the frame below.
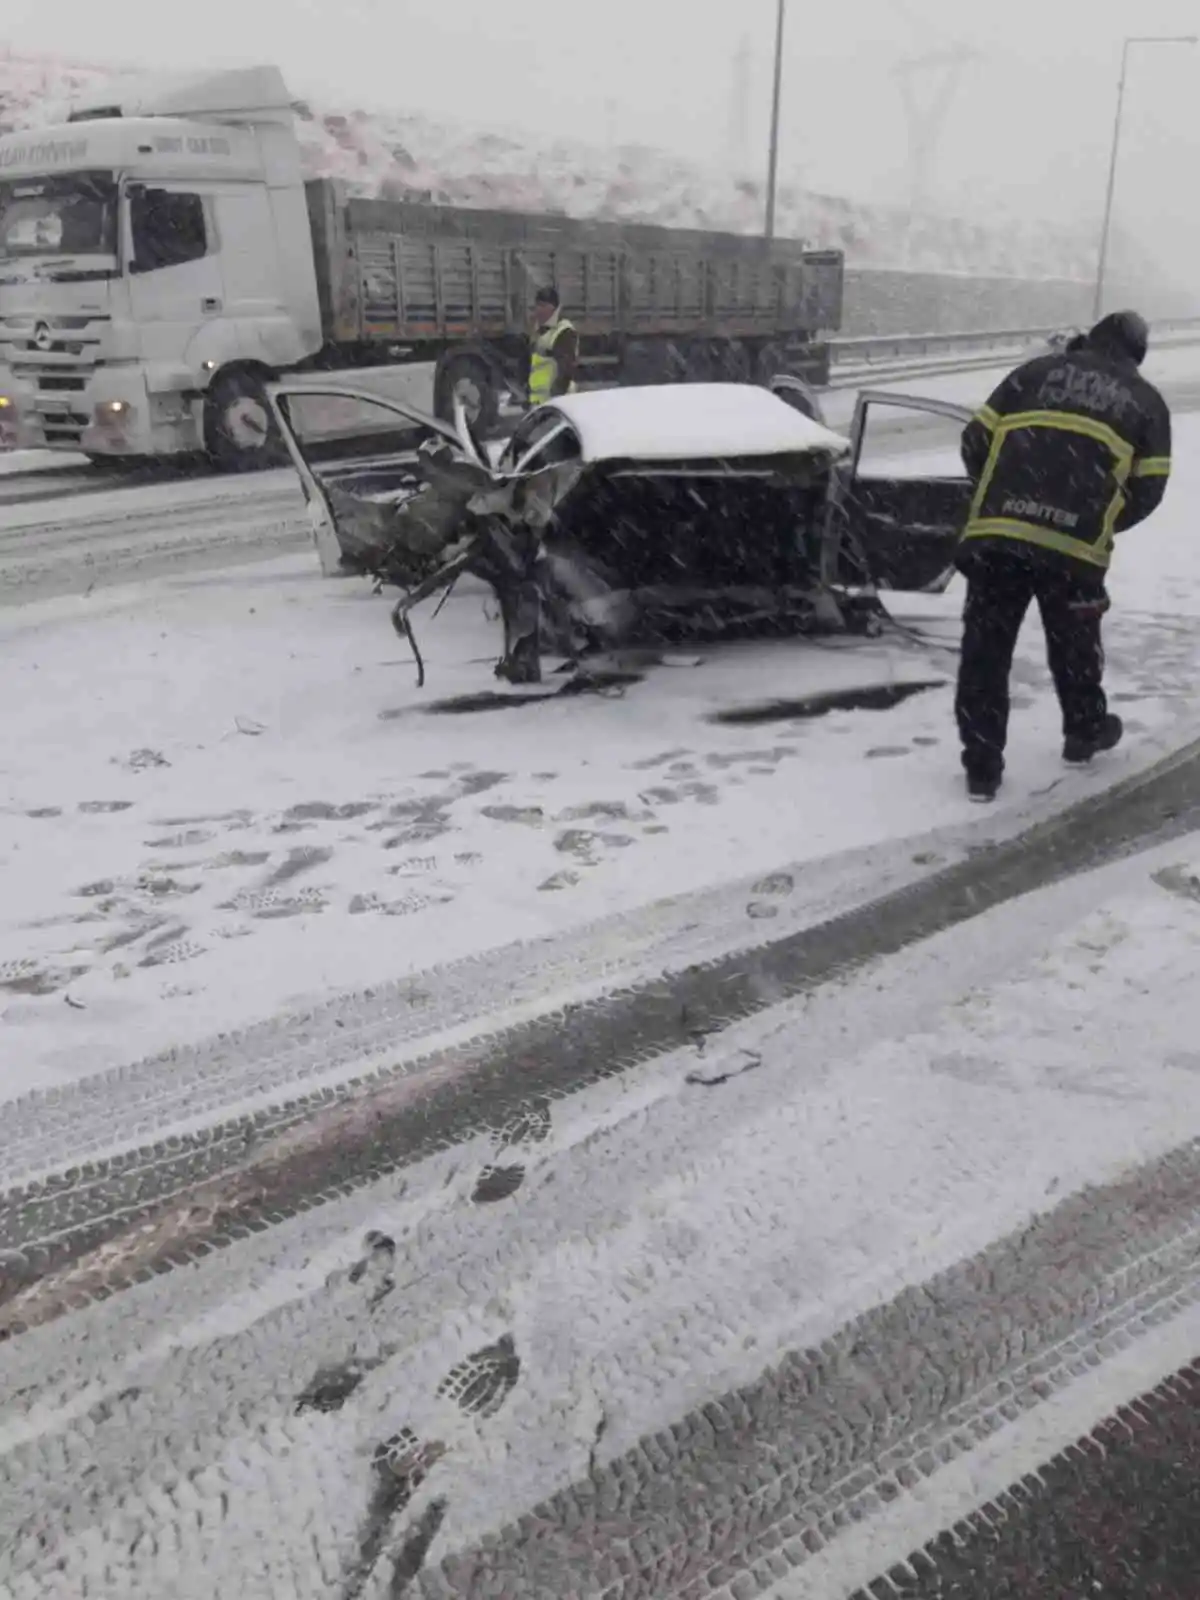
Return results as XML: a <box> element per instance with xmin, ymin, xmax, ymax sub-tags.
<box><xmin>0</xmin><ymin>48</ymin><xmax>1100</xmax><ymax>283</ymax></box>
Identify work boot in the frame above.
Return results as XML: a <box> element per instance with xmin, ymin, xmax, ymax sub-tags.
<box><xmin>1063</xmin><ymin>713</ymin><xmax>1123</xmax><ymax>766</ymax></box>
<box><xmin>966</xmin><ymin>770</ymin><xmax>1000</xmax><ymax>804</ymax></box>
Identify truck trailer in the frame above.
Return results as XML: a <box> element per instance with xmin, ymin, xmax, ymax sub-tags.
<box><xmin>0</xmin><ymin>66</ymin><xmax>845</xmax><ymax>472</ymax></box>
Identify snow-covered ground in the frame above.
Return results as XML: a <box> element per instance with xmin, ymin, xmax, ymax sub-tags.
<box><xmin>4</xmin><ymin>802</ymin><xmax>1200</xmax><ymax>1597</ymax></box>
<box><xmin>0</xmin><ymin>450</ymin><xmax>77</xmax><ymax>477</ymax></box>
<box><xmin>3</xmin><ymin>405</ymin><xmax>1200</xmax><ymax>1095</ymax></box>
<box><xmin>4</xmin><ymin>269</ymin><xmax>1200</xmax><ymax>1597</ymax></box>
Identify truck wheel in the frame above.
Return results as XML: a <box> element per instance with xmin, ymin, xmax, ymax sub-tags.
<box><xmin>622</xmin><ymin>340</ymin><xmax>669</xmax><ymax>387</ymax></box>
<box><xmin>435</xmin><ymin>354</ymin><xmax>500</xmax><ymax>434</ymax></box>
<box><xmin>684</xmin><ymin>339</ymin><xmax>718</xmax><ymax>382</ymax></box>
<box><xmin>716</xmin><ymin>339</ymin><xmax>752</xmax><ymax>383</ymax></box>
<box><xmin>663</xmin><ymin>341</ymin><xmax>690</xmax><ymax>384</ymax></box>
<box><xmin>204</xmin><ymin>369</ymin><xmax>285</xmax><ymax>473</ymax></box>
<box><xmin>754</xmin><ymin>342</ymin><xmax>787</xmax><ymax>386</ymax></box>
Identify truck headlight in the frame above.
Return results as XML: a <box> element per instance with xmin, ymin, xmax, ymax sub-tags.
<box><xmin>95</xmin><ymin>399</ymin><xmax>133</xmax><ymax>426</ymax></box>
<box><xmin>0</xmin><ymin>395</ymin><xmax>16</xmax><ymax>445</ymax></box>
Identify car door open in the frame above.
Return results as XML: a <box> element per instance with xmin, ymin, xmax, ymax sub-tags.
<box><xmin>822</xmin><ymin>390</ymin><xmax>974</xmax><ymax>594</ymax></box>
<box><xmin>266</xmin><ymin>379</ymin><xmax>495</xmax><ymax>578</ymax></box>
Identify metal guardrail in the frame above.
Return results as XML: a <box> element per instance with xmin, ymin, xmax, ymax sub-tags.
<box><xmin>829</xmin><ymin>317</ymin><xmax>1200</xmax><ymax>368</ymax></box>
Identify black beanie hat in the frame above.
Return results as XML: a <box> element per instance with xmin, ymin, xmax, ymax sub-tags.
<box><xmin>1088</xmin><ymin>309</ymin><xmax>1149</xmax><ymax>366</ymax></box>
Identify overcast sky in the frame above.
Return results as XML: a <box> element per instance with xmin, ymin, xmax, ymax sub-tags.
<box><xmin>5</xmin><ymin>0</ymin><xmax>1200</xmax><ymax>264</ymax></box>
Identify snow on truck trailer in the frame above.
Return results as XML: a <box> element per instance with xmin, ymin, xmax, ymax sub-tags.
<box><xmin>0</xmin><ymin>65</ymin><xmax>845</xmax><ymax>471</ymax></box>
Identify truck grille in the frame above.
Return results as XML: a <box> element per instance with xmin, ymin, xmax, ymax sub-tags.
<box><xmin>0</xmin><ymin>313</ymin><xmax>108</xmax><ymax>446</ymax></box>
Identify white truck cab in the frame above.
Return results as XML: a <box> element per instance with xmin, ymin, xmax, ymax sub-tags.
<box><xmin>0</xmin><ymin>66</ymin><xmax>322</xmax><ymax>464</ymax></box>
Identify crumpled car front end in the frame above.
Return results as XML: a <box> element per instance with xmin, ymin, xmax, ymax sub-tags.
<box><xmin>267</xmin><ymin>380</ymin><xmax>861</xmax><ymax>687</ymax></box>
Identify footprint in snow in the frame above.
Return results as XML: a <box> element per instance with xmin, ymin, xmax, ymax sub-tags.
<box><xmin>747</xmin><ymin>871</ymin><xmax>796</xmax><ymax>921</ymax></box>
<box><xmin>386</xmin><ymin>855</ymin><xmax>439</xmax><ymax>878</ymax></box>
<box><xmin>471</xmin><ymin>1099</ymin><xmax>552</xmax><ymax>1203</ymax></box>
<box><xmin>350</xmin><ymin>888</ymin><xmax>455</xmax><ymax>917</ymax></box>
<box><xmin>139</xmin><ymin>935</ymin><xmax>207</xmax><ymax>969</ymax></box>
<box><xmin>538</xmin><ymin>869</ymin><xmax>581</xmax><ymax>892</ymax></box>
<box><xmin>627</xmin><ymin>747</ymin><xmax>692</xmax><ymax>772</ymax></box>
<box><xmin>436</xmin><ymin>1334</ymin><xmax>522</xmax><ymax>1418</ymax></box>
<box><xmin>285</xmin><ymin>800</ymin><xmax>376</xmax><ymax>822</ymax></box>
<box><xmin>220</xmin><ymin>885</ymin><xmax>328</xmax><ymax>920</ymax></box>
<box><xmin>265</xmin><ymin>845</ymin><xmax>334</xmax><ymax>887</ymax></box>
<box><xmin>482</xmin><ymin>804</ymin><xmax>544</xmax><ymax>826</ymax></box>
<box><xmin>145</xmin><ymin>828</ymin><xmax>217</xmax><ymax>849</ymax></box>
<box><xmin>327</xmin><ymin>1330</ymin><xmax>521</xmax><ymax>1597</ymax></box>
<box><xmin>0</xmin><ymin>959</ymin><xmax>86</xmax><ymax>995</ymax></box>
<box><xmin>373</xmin><ymin>1428</ymin><xmax>449</xmax><ymax>1502</ymax></box>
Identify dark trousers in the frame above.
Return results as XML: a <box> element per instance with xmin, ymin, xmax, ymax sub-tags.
<box><xmin>955</xmin><ymin>549</ymin><xmax>1109</xmax><ymax>780</ymax></box>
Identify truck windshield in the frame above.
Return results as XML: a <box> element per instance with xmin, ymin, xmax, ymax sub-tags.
<box><xmin>0</xmin><ymin>171</ymin><xmax>119</xmax><ymax>272</ymax></box>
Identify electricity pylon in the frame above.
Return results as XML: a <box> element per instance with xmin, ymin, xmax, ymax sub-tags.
<box><xmin>892</xmin><ymin>43</ymin><xmax>980</xmax><ymax>217</ymax></box>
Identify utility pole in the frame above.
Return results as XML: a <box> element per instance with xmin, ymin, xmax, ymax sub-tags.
<box><xmin>765</xmin><ymin>0</ymin><xmax>786</xmax><ymax>239</ymax></box>
<box><xmin>1094</xmin><ymin>35</ymin><xmax>1196</xmax><ymax>321</ymax></box>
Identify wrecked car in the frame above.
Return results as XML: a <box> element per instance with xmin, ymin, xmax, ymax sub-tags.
<box><xmin>266</xmin><ymin>377</ymin><xmax>975</xmax><ymax>686</ymax></box>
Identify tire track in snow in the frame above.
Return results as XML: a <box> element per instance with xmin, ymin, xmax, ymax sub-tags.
<box><xmin>0</xmin><ymin>820</ymin><xmax>972</xmax><ymax>1181</ymax></box>
<box><xmin>0</xmin><ymin>488</ymin><xmax>310</xmax><ymax>605</ymax></box>
<box><xmin>3</xmin><ymin>728</ymin><xmax>1200</xmax><ymax>1338</ymax></box>
<box><xmin>2</xmin><ymin>1021</ymin><xmax>1199</xmax><ymax>1597</ymax></box>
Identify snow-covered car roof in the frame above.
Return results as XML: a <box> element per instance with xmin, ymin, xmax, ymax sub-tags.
<box><xmin>540</xmin><ymin>383</ymin><xmax>850</xmax><ymax>464</ymax></box>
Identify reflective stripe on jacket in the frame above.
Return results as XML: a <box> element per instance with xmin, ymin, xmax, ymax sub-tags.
<box><xmin>959</xmin><ymin>348</ymin><xmax>1172</xmax><ymax>572</ymax></box>
<box><xmin>529</xmin><ymin>316</ymin><xmax>577</xmax><ymax>406</ymax></box>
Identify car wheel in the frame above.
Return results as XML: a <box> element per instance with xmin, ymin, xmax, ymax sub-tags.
<box><xmin>204</xmin><ymin>369</ymin><xmax>285</xmax><ymax>473</ymax></box>
<box><xmin>769</xmin><ymin>374</ymin><xmax>827</xmax><ymax>427</ymax></box>
<box><xmin>435</xmin><ymin>353</ymin><xmax>500</xmax><ymax>433</ymax></box>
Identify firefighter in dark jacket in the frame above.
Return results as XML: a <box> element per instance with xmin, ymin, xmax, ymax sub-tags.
<box><xmin>954</xmin><ymin>309</ymin><xmax>1172</xmax><ymax>802</ymax></box>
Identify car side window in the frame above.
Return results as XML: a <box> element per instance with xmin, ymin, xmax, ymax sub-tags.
<box><xmin>852</xmin><ymin>395</ymin><xmax>973</xmax><ymax>482</ymax></box>
<box><xmin>499</xmin><ymin>409</ymin><xmax>562</xmax><ymax>467</ymax></box>
<box><xmin>523</xmin><ymin>423</ymin><xmax>581</xmax><ymax>471</ymax></box>
<box><xmin>515</xmin><ymin>421</ymin><xmax>582</xmax><ymax>475</ymax></box>
<box><xmin>130</xmin><ymin>188</ymin><xmax>208</xmax><ymax>272</ymax></box>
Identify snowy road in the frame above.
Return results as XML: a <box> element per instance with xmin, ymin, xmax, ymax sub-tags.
<box><xmin>5</xmin><ymin>343</ymin><xmax>1200</xmax><ymax>605</ymax></box>
<box><xmin>3</xmin><ymin>750</ymin><xmax>1200</xmax><ymax>1597</ymax></box>
<box><xmin>5</xmin><ymin>408</ymin><xmax>1200</xmax><ymax>1085</ymax></box>
<box><xmin>3</xmin><ymin>362</ymin><xmax>1200</xmax><ymax>1597</ymax></box>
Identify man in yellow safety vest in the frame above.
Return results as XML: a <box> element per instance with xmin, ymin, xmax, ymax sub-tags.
<box><xmin>528</xmin><ymin>285</ymin><xmax>578</xmax><ymax>406</ymax></box>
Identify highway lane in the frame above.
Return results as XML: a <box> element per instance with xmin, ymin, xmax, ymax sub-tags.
<box><xmin>4</xmin><ymin>343</ymin><xmax>1200</xmax><ymax>608</ymax></box>
<box><xmin>3</xmin><ymin>728</ymin><xmax>1200</xmax><ymax>1597</ymax></box>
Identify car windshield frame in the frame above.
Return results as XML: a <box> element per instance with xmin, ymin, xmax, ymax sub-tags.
<box><xmin>498</xmin><ymin>407</ymin><xmax>570</xmax><ymax>473</ymax></box>
<box><xmin>0</xmin><ymin>169</ymin><xmax>120</xmax><ymax>271</ymax></box>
